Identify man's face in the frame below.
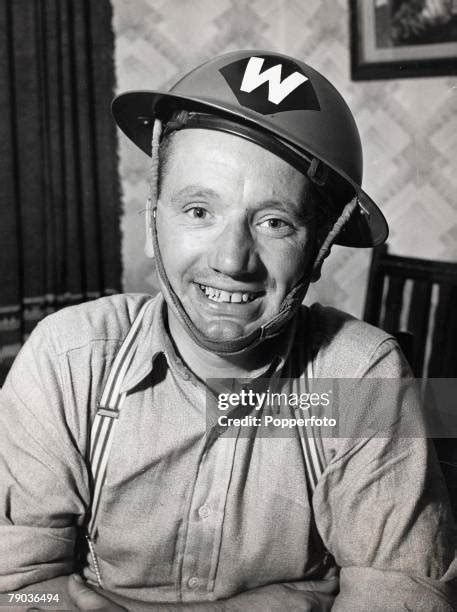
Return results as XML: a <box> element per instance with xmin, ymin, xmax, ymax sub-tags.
<box><xmin>156</xmin><ymin>128</ymin><xmax>316</xmax><ymax>343</ymax></box>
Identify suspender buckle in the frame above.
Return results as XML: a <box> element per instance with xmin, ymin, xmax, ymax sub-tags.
<box><xmin>96</xmin><ymin>406</ymin><xmax>120</xmax><ymax>419</ymax></box>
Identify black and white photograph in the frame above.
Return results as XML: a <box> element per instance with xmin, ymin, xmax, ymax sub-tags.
<box><xmin>0</xmin><ymin>1</ymin><xmax>456</xmax><ymax>610</ymax></box>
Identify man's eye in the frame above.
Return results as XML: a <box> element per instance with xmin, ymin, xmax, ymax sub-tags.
<box><xmin>264</xmin><ymin>218</ymin><xmax>286</xmax><ymax>229</ymax></box>
<box><xmin>258</xmin><ymin>218</ymin><xmax>292</xmax><ymax>232</ymax></box>
<box><xmin>186</xmin><ymin>206</ymin><xmax>208</xmax><ymax>219</ymax></box>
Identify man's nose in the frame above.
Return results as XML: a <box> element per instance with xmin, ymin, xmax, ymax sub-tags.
<box><xmin>208</xmin><ymin>218</ymin><xmax>259</xmax><ymax>277</ymax></box>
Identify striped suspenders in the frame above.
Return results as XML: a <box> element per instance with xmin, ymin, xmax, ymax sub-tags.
<box><xmin>281</xmin><ymin>324</ymin><xmax>326</xmax><ymax>493</ymax></box>
<box><xmin>84</xmin><ymin>300</ymin><xmax>326</xmax><ymax>584</ymax></box>
<box><xmin>299</xmin><ymin>356</ymin><xmax>326</xmax><ymax>492</ymax></box>
<box><xmin>85</xmin><ymin>301</ymin><xmax>150</xmax><ymax>584</ymax></box>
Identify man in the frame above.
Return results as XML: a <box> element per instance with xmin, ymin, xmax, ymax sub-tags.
<box><xmin>0</xmin><ymin>51</ymin><xmax>455</xmax><ymax>611</ymax></box>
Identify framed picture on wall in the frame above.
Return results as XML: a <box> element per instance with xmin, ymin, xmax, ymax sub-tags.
<box><xmin>350</xmin><ymin>0</ymin><xmax>457</xmax><ymax>80</ymax></box>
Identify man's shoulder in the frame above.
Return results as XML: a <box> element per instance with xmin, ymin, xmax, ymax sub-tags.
<box><xmin>38</xmin><ymin>293</ymin><xmax>160</xmax><ymax>355</ymax></box>
<box><xmin>303</xmin><ymin>303</ymin><xmax>397</xmax><ymax>376</ymax></box>
<box><xmin>308</xmin><ymin>302</ymin><xmax>392</xmax><ymax>347</ymax></box>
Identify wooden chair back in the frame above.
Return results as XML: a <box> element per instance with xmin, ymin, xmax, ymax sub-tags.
<box><xmin>363</xmin><ymin>244</ymin><xmax>457</xmax><ymax>518</ymax></box>
<box><xmin>363</xmin><ymin>244</ymin><xmax>457</xmax><ymax>379</ymax></box>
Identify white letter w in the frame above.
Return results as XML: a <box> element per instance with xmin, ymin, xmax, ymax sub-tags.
<box><xmin>240</xmin><ymin>57</ymin><xmax>307</xmax><ymax>105</ymax></box>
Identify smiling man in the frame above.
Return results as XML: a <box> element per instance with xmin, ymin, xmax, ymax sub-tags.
<box><xmin>155</xmin><ymin>126</ymin><xmax>316</xmax><ymax>382</ymax></box>
<box><xmin>0</xmin><ymin>51</ymin><xmax>456</xmax><ymax>611</ymax></box>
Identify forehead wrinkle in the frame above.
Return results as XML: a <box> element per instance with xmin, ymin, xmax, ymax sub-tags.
<box><xmin>164</xmin><ymin>157</ymin><xmax>245</xmax><ymax>204</ymax></box>
<box><xmin>162</xmin><ymin>129</ymin><xmax>308</xmax><ymax>213</ymax></box>
<box><xmin>170</xmin><ymin>185</ymin><xmax>222</xmax><ymax>205</ymax></box>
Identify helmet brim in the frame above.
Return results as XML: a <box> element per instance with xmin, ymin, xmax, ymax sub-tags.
<box><xmin>112</xmin><ymin>90</ymin><xmax>388</xmax><ymax>248</ymax></box>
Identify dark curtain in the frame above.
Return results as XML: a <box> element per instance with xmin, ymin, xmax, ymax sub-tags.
<box><xmin>0</xmin><ymin>0</ymin><xmax>122</xmax><ymax>381</ymax></box>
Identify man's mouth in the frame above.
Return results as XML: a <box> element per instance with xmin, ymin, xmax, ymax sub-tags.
<box><xmin>198</xmin><ymin>283</ymin><xmax>259</xmax><ymax>304</ymax></box>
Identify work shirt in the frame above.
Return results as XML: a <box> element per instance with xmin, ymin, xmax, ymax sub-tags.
<box><xmin>0</xmin><ymin>293</ymin><xmax>455</xmax><ymax>610</ymax></box>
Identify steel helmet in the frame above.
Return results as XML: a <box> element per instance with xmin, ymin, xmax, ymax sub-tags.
<box><xmin>112</xmin><ymin>49</ymin><xmax>388</xmax><ymax>247</ymax></box>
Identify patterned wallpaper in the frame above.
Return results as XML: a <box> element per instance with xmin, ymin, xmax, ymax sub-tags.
<box><xmin>111</xmin><ymin>0</ymin><xmax>457</xmax><ymax>318</ymax></box>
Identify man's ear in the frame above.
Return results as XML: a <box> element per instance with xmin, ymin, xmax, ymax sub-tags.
<box><xmin>144</xmin><ymin>198</ymin><xmax>157</xmax><ymax>258</ymax></box>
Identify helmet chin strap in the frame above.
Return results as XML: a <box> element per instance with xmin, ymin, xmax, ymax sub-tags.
<box><xmin>150</xmin><ymin>206</ymin><xmax>313</xmax><ymax>355</ymax></box>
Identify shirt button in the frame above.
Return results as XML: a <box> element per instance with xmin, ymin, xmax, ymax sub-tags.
<box><xmin>198</xmin><ymin>504</ymin><xmax>210</xmax><ymax>519</ymax></box>
<box><xmin>188</xmin><ymin>576</ymin><xmax>199</xmax><ymax>589</ymax></box>
<box><xmin>182</xmin><ymin>371</ymin><xmax>190</xmax><ymax>381</ymax></box>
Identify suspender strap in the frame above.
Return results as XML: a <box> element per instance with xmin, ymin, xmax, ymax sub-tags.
<box><xmin>87</xmin><ymin>301</ymin><xmax>150</xmax><ymax>537</ymax></box>
<box><xmin>299</xmin><ymin>353</ymin><xmax>325</xmax><ymax>491</ymax></box>
<box><xmin>282</xmin><ymin>314</ymin><xmax>326</xmax><ymax>493</ymax></box>
<box><xmin>86</xmin><ymin>300</ymin><xmax>325</xmax><ymax>528</ymax></box>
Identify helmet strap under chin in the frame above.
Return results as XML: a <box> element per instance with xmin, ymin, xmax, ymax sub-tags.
<box><xmin>151</xmin><ymin>205</ymin><xmax>298</xmax><ymax>355</ymax></box>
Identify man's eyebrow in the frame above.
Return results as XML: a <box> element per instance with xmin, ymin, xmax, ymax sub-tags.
<box><xmin>170</xmin><ymin>185</ymin><xmax>221</xmax><ymax>204</ymax></box>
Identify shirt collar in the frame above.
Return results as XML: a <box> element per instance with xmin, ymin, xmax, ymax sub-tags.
<box><xmin>119</xmin><ymin>294</ymin><xmax>170</xmax><ymax>394</ymax></box>
<box><xmin>119</xmin><ymin>293</ymin><xmax>298</xmax><ymax>394</ymax></box>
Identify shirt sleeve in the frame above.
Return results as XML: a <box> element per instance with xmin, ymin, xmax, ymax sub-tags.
<box><xmin>0</xmin><ymin>320</ymin><xmax>89</xmax><ymax>591</ymax></box>
<box><xmin>313</xmin><ymin>339</ymin><xmax>457</xmax><ymax>611</ymax></box>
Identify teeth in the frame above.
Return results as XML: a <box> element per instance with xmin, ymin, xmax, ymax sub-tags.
<box><xmin>199</xmin><ymin>284</ymin><xmax>256</xmax><ymax>303</ymax></box>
